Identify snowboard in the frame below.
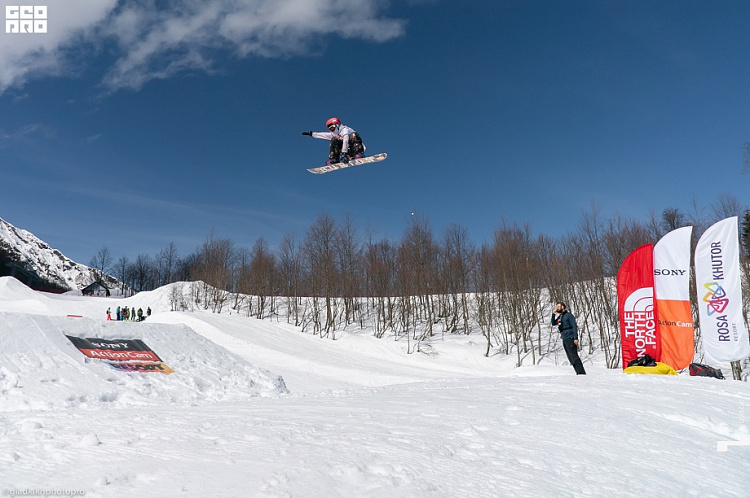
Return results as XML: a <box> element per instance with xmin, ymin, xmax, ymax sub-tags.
<box><xmin>307</xmin><ymin>153</ymin><xmax>387</xmax><ymax>174</ymax></box>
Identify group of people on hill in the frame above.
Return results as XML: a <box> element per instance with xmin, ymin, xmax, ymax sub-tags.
<box><xmin>106</xmin><ymin>306</ymin><xmax>151</xmax><ymax>322</ymax></box>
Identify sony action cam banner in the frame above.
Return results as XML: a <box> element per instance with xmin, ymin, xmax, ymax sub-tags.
<box><xmin>653</xmin><ymin>226</ymin><xmax>694</xmax><ymax>370</ymax></box>
<box><xmin>694</xmin><ymin>217</ymin><xmax>750</xmax><ymax>365</ymax></box>
<box><xmin>66</xmin><ymin>336</ymin><xmax>174</xmax><ymax>374</ymax></box>
<box><xmin>618</xmin><ymin>243</ymin><xmax>661</xmax><ymax>368</ymax></box>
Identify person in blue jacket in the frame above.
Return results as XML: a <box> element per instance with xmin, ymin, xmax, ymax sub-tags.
<box><xmin>551</xmin><ymin>302</ymin><xmax>586</xmax><ymax>375</ymax></box>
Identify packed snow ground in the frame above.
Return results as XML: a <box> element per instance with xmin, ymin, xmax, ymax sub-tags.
<box><xmin>1</xmin><ymin>277</ymin><xmax>749</xmax><ymax>497</ymax></box>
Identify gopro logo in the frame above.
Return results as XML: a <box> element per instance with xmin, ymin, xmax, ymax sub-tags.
<box><xmin>6</xmin><ymin>5</ymin><xmax>47</xmax><ymax>34</ymax></box>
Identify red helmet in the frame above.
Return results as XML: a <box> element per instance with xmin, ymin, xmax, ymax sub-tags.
<box><xmin>326</xmin><ymin>117</ymin><xmax>341</xmax><ymax>129</ymax></box>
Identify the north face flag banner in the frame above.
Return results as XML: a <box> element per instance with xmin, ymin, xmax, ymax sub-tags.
<box><xmin>618</xmin><ymin>244</ymin><xmax>660</xmax><ymax>368</ymax></box>
<box><xmin>694</xmin><ymin>217</ymin><xmax>750</xmax><ymax>365</ymax></box>
<box><xmin>654</xmin><ymin>226</ymin><xmax>694</xmax><ymax>370</ymax></box>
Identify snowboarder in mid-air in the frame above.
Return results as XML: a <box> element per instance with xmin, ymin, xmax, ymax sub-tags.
<box><xmin>302</xmin><ymin>117</ymin><xmax>366</xmax><ymax>165</ymax></box>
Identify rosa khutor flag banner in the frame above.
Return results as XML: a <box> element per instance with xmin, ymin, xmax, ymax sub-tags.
<box><xmin>694</xmin><ymin>217</ymin><xmax>750</xmax><ymax>365</ymax></box>
<box><xmin>618</xmin><ymin>244</ymin><xmax>660</xmax><ymax>368</ymax></box>
<box><xmin>653</xmin><ymin>226</ymin><xmax>694</xmax><ymax>370</ymax></box>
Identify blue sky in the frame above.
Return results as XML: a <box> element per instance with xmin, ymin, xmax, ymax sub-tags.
<box><xmin>1</xmin><ymin>0</ymin><xmax>749</xmax><ymax>265</ymax></box>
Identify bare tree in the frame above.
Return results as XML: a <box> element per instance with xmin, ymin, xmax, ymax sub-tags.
<box><xmin>661</xmin><ymin>207</ymin><xmax>686</xmax><ymax>233</ymax></box>
<box><xmin>491</xmin><ymin>223</ymin><xmax>541</xmax><ymax>366</ymax></box>
<box><xmin>246</xmin><ymin>237</ymin><xmax>277</xmax><ymax>318</ymax></box>
<box><xmin>114</xmin><ymin>256</ymin><xmax>130</xmax><ymax>295</ymax></box>
<box><xmin>191</xmin><ymin>230</ymin><xmax>236</xmax><ymax>313</ymax></box>
<box><xmin>169</xmin><ymin>283</ymin><xmax>189</xmax><ymax>311</ymax></box>
<box><xmin>303</xmin><ymin>215</ymin><xmax>340</xmax><ymax>337</ymax></box>
<box><xmin>368</xmin><ymin>237</ymin><xmax>398</xmax><ymax>338</ymax></box>
<box><xmin>90</xmin><ymin>246</ymin><xmax>113</xmax><ymax>280</ymax></box>
<box><xmin>711</xmin><ymin>193</ymin><xmax>744</xmax><ymax>221</ymax></box>
<box><xmin>155</xmin><ymin>242</ymin><xmax>180</xmax><ymax>287</ymax></box>
<box><xmin>175</xmin><ymin>253</ymin><xmax>197</xmax><ymax>282</ymax></box>
<box><xmin>130</xmin><ymin>254</ymin><xmax>153</xmax><ymax>292</ymax></box>
<box><xmin>336</xmin><ymin>214</ymin><xmax>363</xmax><ymax>326</ymax></box>
<box><xmin>441</xmin><ymin>223</ymin><xmax>475</xmax><ymax>336</ymax></box>
<box><xmin>397</xmin><ymin>214</ymin><xmax>438</xmax><ymax>351</ymax></box>
<box><xmin>278</xmin><ymin>233</ymin><xmax>303</xmax><ymax>325</ymax></box>
<box><xmin>475</xmin><ymin>244</ymin><xmax>498</xmax><ymax>357</ymax></box>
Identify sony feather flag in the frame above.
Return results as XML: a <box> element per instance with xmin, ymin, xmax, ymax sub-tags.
<box><xmin>618</xmin><ymin>244</ymin><xmax>660</xmax><ymax>368</ymax></box>
<box><xmin>654</xmin><ymin>226</ymin><xmax>694</xmax><ymax>370</ymax></box>
<box><xmin>694</xmin><ymin>217</ymin><xmax>750</xmax><ymax>365</ymax></box>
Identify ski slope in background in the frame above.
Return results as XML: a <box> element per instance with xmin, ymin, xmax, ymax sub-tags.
<box><xmin>1</xmin><ymin>277</ymin><xmax>749</xmax><ymax>497</ymax></box>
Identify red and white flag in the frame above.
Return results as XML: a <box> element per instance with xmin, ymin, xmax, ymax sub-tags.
<box><xmin>618</xmin><ymin>244</ymin><xmax>660</xmax><ymax>368</ymax></box>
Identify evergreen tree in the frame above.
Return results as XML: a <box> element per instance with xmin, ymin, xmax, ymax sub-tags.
<box><xmin>741</xmin><ymin>210</ymin><xmax>750</xmax><ymax>260</ymax></box>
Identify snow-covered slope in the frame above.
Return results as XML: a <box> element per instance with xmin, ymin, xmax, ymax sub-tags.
<box><xmin>0</xmin><ymin>277</ymin><xmax>286</xmax><ymax>413</ymax></box>
<box><xmin>0</xmin><ymin>217</ymin><xmax>118</xmax><ymax>292</ymax></box>
<box><xmin>1</xmin><ymin>277</ymin><xmax>749</xmax><ymax>497</ymax></box>
<box><xmin>0</xmin><ymin>312</ymin><xmax>288</xmax><ymax>412</ymax></box>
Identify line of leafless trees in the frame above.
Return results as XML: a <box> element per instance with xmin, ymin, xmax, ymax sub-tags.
<box><xmin>93</xmin><ymin>195</ymin><xmax>750</xmax><ymax>369</ymax></box>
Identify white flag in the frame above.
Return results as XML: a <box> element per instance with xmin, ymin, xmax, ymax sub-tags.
<box><xmin>654</xmin><ymin>226</ymin><xmax>694</xmax><ymax>369</ymax></box>
<box><xmin>694</xmin><ymin>217</ymin><xmax>750</xmax><ymax>364</ymax></box>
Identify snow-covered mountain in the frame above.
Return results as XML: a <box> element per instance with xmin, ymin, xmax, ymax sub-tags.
<box><xmin>0</xmin><ymin>217</ymin><xmax>119</xmax><ymax>292</ymax></box>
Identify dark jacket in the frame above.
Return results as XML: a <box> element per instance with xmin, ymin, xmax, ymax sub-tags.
<box><xmin>551</xmin><ymin>310</ymin><xmax>578</xmax><ymax>341</ymax></box>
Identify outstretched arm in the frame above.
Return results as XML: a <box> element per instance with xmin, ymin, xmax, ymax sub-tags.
<box><xmin>301</xmin><ymin>131</ymin><xmax>334</xmax><ymax>140</ymax></box>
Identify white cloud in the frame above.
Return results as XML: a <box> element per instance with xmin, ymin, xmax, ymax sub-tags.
<box><xmin>0</xmin><ymin>0</ymin><xmax>406</xmax><ymax>94</ymax></box>
<box><xmin>0</xmin><ymin>0</ymin><xmax>118</xmax><ymax>91</ymax></box>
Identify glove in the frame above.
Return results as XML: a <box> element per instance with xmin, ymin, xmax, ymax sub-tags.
<box><xmin>301</xmin><ymin>131</ymin><xmax>312</xmax><ymax>136</ymax></box>
<box><xmin>338</xmin><ymin>153</ymin><xmax>349</xmax><ymax>164</ymax></box>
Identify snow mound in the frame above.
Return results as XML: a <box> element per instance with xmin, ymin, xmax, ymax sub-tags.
<box><xmin>0</xmin><ymin>312</ymin><xmax>287</xmax><ymax>412</ymax></box>
<box><xmin>0</xmin><ymin>275</ymin><xmax>55</xmax><ymax>314</ymax></box>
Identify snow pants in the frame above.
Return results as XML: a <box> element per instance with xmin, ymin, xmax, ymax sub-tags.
<box><xmin>329</xmin><ymin>132</ymin><xmax>365</xmax><ymax>161</ymax></box>
<box><xmin>563</xmin><ymin>338</ymin><xmax>586</xmax><ymax>375</ymax></box>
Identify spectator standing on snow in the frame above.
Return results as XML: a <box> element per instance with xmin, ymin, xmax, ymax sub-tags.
<box><xmin>116</xmin><ymin>306</ymin><xmax>121</xmax><ymax>321</ymax></box>
<box><xmin>551</xmin><ymin>302</ymin><xmax>586</xmax><ymax>375</ymax></box>
<box><xmin>106</xmin><ymin>308</ymin><xmax>111</xmax><ymax>321</ymax></box>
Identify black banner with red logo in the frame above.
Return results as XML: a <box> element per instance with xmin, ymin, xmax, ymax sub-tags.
<box><xmin>66</xmin><ymin>336</ymin><xmax>174</xmax><ymax>374</ymax></box>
